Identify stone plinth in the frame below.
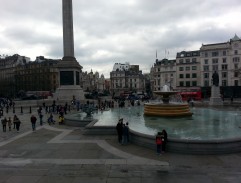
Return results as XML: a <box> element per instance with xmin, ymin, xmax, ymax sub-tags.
<box><xmin>209</xmin><ymin>86</ymin><xmax>223</xmax><ymax>105</ymax></box>
<box><xmin>54</xmin><ymin>85</ymin><xmax>84</xmax><ymax>101</ymax></box>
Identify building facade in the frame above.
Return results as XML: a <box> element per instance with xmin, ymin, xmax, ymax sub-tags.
<box><xmin>200</xmin><ymin>34</ymin><xmax>241</xmax><ymax>97</ymax></box>
<box><xmin>14</xmin><ymin>57</ymin><xmax>60</xmax><ymax>96</ymax></box>
<box><xmin>0</xmin><ymin>54</ymin><xmax>30</xmax><ymax>97</ymax></box>
<box><xmin>110</xmin><ymin>63</ymin><xmax>145</xmax><ymax>96</ymax></box>
<box><xmin>175</xmin><ymin>50</ymin><xmax>201</xmax><ymax>91</ymax></box>
<box><xmin>152</xmin><ymin>58</ymin><xmax>176</xmax><ymax>91</ymax></box>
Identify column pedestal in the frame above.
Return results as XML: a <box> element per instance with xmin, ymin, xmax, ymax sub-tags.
<box><xmin>209</xmin><ymin>86</ymin><xmax>223</xmax><ymax>106</ymax></box>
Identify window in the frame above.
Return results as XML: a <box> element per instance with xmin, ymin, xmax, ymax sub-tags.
<box><xmin>192</xmin><ymin>81</ymin><xmax>197</xmax><ymax>86</ymax></box>
<box><xmin>222</xmin><ymin>80</ymin><xmax>227</xmax><ymax>86</ymax></box>
<box><xmin>212</xmin><ymin>58</ymin><xmax>218</xmax><ymax>64</ymax></box>
<box><xmin>192</xmin><ymin>66</ymin><xmax>197</xmax><ymax>70</ymax></box>
<box><xmin>185</xmin><ymin>59</ymin><xmax>190</xmax><ymax>63</ymax></box>
<box><xmin>204</xmin><ymin>80</ymin><xmax>209</xmax><ymax>86</ymax></box>
<box><xmin>205</xmin><ymin>52</ymin><xmax>208</xmax><ymax>57</ymax></box>
<box><xmin>234</xmin><ymin>72</ymin><xmax>239</xmax><ymax>77</ymax></box>
<box><xmin>235</xmin><ymin>64</ymin><xmax>238</xmax><ymax>69</ymax></box>
<box><xmin>180</xmin><ymin>81</ymin><xmax>184</xmax><ymax>86</ymax></box>
<box><xmin>158</xmin><ymin>68</ymin><xmax>160</xmax><ymax>72</ymax></box>
<box><xmin>234</xmin><ymin>50</ymin><xmax>238</xmax><ymax>55</ymax></box>
<box><xmin>212</xmin><ymin>65</ymin><xmax>218</xmax><ymax>71</ymax></box>
<box><xmin>179</xmin><ymin>74</ymin><xmax>184</xmax><ymax>78</ymax></box>
<box><xmin>186</xmin><ymin>74</ymin><xmax>190</xmax><ymax>78</ymax></box>
<box><xmin>179</xmin><ymin>67</ymin><xmax>184</xmax><ymax>71</ymax></box>
<box><xmin>186</xmin><ymin>81</ymin><xmax>190</xmax><ymax>87</ymax></box>
<box><xmin>235</xmin><ymin>80</ymin><xmax>238</xmax><ymax>86</ymax></box>
<box><xmin>223</xmin><ymin>51</ymin><xmax>226</xmax><ymax>56</ymax></box>
<box><xmin>192</xmin><ymin>73</ymin><xmax>197</xmax><ymax>78</ymax></box>
<box><xmin>222</xmin><ymin>65</ymin><xmax>228</xmax><ymax>70</ymax></box>
<box><xmin>179</xmin><ymin>59</ymin><xmax>184</xmax><ymax>64</ymax></box>
<box><xmin>222</xmin><ymin>58</ymin><xmax>226</xmax><ymax>63</ymax></box>
<box><xmin>203</xmin><ymin>66</ymin><xmax>209</xmax><ymax>71</ymax></box>
<box><xmin>212</xmin><ymin>51</ymin><xmax>219</xmax><ymax>57</ymax></box>
<box><xmin>186</xmin><ymin>66</ymin><xmax>190</xmax><ymax>71</ymax></box>
<box><xmin>192</xmin><ymin>58</ymin><xmax>197</xmax><ymax>62</ymax></box>
<box><xmin>204</xmin><ymin>59</ymin><xmax>208</xmax><ymax>64</ymax></box>
<box><xmin>233</xmin><ymin>57</ymin><xmax>240</xmax><ymax>62</ymax></box>
<box><xmin>222</xmin><ymin>72</ymin><xmax>227</xmax><ymax>78</ymax></box>
<box><xmin>204</xmin><ymin>73</ymin><xmax>209</xmax><ymax>79</ymax></box>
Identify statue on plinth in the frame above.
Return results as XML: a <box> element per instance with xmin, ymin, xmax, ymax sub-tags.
<box><xmin>210</xmin><ymin>71</ymin><xmax>223</xmax><ymax>105</ymax></box>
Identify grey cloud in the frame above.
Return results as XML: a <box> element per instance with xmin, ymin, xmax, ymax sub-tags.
<box><xmin>0</xmin><ymin>0</ymin><xmax>241</xmax><ymax>77</ymax></box>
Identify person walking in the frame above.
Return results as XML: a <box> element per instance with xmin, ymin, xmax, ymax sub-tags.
<box><xmin>155</xmin><ymin>132</ymin><xmax>163</xmax><ymax>155</ymax></box>
<box><xmin>15</xmin><ymin>116</ymin><xmax>21</xmax><ymax>132</ymax></box>
<box><xmin>31</xmin><ymin>115</ymin><xmax>37</xmax><ymax>131</ymax></box>
<box><xmin>13</xmin><ymin>115</ymin><xmax>17</xmax><ymax>129</ymax></box>
<box><xmin>1</xmin><ymin>117</ymin><xmax>7</xmax><ymax>132</ymax></box>
<box><xmin>7</xmin><ymin>117</ymin><xmax>12</xmax><ymax>131</ymax></box>
<box><xmin>162</xmin><ymin>129</ymin><xmax>168</xmax><ymax>153</ymax></box>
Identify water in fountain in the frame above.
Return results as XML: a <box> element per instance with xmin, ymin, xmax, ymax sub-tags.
<box><xmin>169</xmin><ymin>94</ymin><xmax>183</xmax><ymax>103</ymax></box>
<box><xmin>67</xmin><ymin>105</ymin><xmax>241</xmax><ymax>140</ymax></box>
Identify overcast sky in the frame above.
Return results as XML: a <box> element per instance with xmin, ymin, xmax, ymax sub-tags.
<box><xmin>0</xmin><ymin>0</ymin><xmax>241</xmax><ymax>78</ymax></box>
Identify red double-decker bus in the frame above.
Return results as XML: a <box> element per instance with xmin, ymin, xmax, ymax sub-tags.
<box><xmin>179</xmin><ymin>89</ymin><xmax>202</xmax><ymax>101</ymax></box>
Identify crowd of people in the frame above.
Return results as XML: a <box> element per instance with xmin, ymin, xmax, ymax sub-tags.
<box><xmin>1</xmin><ymin>115</ymin><xmax>21</xmax><ymax>132</ymax></box>
<box><xmin>1</xmin><ymin>97</ymin><xmax>170</xmax><ymax>156</ymax></box>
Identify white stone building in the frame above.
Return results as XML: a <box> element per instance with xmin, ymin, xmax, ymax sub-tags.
<box><xmin>175</xmin><ymin>50</ymin><xmax>201</xmax><ymax>91</ymax></box>
<box><xmin>152</xmin><ymin>58</ymin><xmax>176</xmax><ymax>91</ymax></box>
<box><xmin>200</xmin><ymin>34</ymin><xmax>241</xmax><ymax>87</ymax></box>
<box><xmin>110</xmin><ymin>62</ymin><xmax>145</xmax><ymax>96</ymax></box>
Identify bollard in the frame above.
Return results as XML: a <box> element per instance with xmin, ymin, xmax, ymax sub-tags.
<box><xmin>13</xmin><ymin>107</ymin><xmax>15</xmax><ymax>113</ymax></box>
<box><xmin>30</xmin><ymin>106</ymin><xmax>32</xmax><ymax>113</ymax></box>
<box><xmin>21</xmin><ymin>106</ymin><xmax>23</xmax><ymax>114</ymax></box>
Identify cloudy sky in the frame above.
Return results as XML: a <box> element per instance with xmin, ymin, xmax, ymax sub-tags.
<box><xmin>0</xmin><ymin>0</ymin><xmax>241</xmax><ymax>78</ymax></box>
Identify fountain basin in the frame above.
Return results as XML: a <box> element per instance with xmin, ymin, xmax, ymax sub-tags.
<box><xmin>144</xmin><ymin>103</ymin><xmax>192</xmax><ymax>117</ymax></box>
<box><xmin>65</xmin><ymin>106</ymin><xmax>241</xmax><ymax>154</ymax></box>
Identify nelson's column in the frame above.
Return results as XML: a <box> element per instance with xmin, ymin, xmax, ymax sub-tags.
<box><xmin>55</xmin><ymin>0</ymin><xmax>84</xmax><ymax>101</ymax></box>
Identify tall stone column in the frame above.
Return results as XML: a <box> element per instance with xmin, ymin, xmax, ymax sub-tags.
<box><xmin>54</xmin><ymin>0</ymin><xmax>84</xmax><ymax>101</ymax></box>
<box><xmin>62</xmin><ymin>0</ymin><xmax>75</xmax><ymax>61</ymax></box>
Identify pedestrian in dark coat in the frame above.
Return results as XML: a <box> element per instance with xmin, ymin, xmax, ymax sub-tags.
<box><xmin>116</xmin><ymin>118</ymin><xmax>123</xmax><ymax>144</ymax></box>
<box><xmin>162</xmin><ymin>129</ymin><xmax>168</xmax><ymax>152</ymax></box>
<box><xmin>1</xmin><ymin>117</ymin><xmax>7</xmax><ymax>132</ymax></box>
<box><xmin>31</xmin><ymin>115</ymin><xmax>37</xmax><ymax>131</ymax></box>
<box><xmin>15</xmin><ymin>116</ymin><xmax>21</xmax><ymax>132</ymax></box>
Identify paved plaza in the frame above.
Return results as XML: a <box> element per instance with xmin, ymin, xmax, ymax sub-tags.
<box><xmin>0</xmin><ymin>106</ymin><xmax>241</xmax><ymax>183</ymax></box>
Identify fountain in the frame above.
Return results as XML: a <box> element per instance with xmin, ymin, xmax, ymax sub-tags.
<box><xmin>64</xmin><ymin>101</ymin><xmax>98</xmax><ymax>127</ymax></box>
<box><xmin>65</xmin><ymin>85</ymin><xmax>241</xmax><ymax>154</ymax></box>
<box><xmin>144</xmin><ymin>85</ymin><xmax>192</xmax><ymax>117</ymax></box>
